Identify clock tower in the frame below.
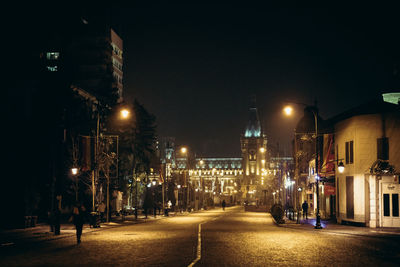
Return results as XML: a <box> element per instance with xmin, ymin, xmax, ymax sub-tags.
<box><xmin>240</xmin><ymin>97</ymin><xmax>267</xmax><ymax>202</ymax></box>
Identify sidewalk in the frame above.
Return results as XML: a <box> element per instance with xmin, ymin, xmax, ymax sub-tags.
<box><xmin>0</xmin><ymin>211</ymin><xmax>191</xmax><ymax>247</ymax></box>
<box><xmin>280</xmin><ymin>215</ymin><xmax>400</xmax><ymax>237</ymax></box>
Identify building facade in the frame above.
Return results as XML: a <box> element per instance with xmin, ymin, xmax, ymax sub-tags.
<box><xmin>240</xmin><ymin>100</ymin><xmax>268</xmax><ymax>203</ymax></box>
<box><xmin>333</xmin><ymin>99</ymin><xmax>400</xmax><ymax>227</ymax></box>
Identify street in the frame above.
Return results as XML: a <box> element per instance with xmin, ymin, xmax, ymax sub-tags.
<box><xmin>1</xmin><ymin>207</ymin><xmax>400</xmax><ymax>266</ymax></box>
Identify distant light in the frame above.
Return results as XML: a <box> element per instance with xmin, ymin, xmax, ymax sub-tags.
<box><xmin>259</xmin><ymin>147</ymin><xmax>265</xmax><ymax>153</ymax></box>
<box><xmin>71</xmin><ymin>168</ymin><xmax>78</xmax><ymax>175</ymax></box>
<box><xmin>181</xmin><ymin>147</ymin><xmax>187</xmax><ymax>154</ymax></box>
<box><xmin>120</xmin><ymin>109</ymin><xmax>130</xmax><ymax>119</ymax></box>
<box><xmin>177</xmin><ymin>185</ymin><xmax>181</xmax><ymax>189</ymax></box>
<box><xmin>283</xmin><ymin>106</ymin><xmax>293</xmax><ymax>116</ymax></box>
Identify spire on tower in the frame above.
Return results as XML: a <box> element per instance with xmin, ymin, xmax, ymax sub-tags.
<box><xmin>244</xmin><ymin>95</ymin><xmax>261</xmax><ymax>138</ymax></box>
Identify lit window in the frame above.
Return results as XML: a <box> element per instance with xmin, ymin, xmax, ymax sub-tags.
<box><xmin>46</xmin><ymin>52</ymin><xmax>59</xmax><ymax>60</ymax></box>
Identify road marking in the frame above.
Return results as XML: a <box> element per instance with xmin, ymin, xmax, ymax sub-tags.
<box><xmin>188</xmin><ymin>223</ymin><xmax>202</xmax><ymax>267</ymax></box>
<box><xmin>188</xmin><ymin>214</ymin><xmax>224</xmax><ymax>267</ymax></box>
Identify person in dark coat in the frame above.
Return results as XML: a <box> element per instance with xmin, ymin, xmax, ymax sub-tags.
<box><xmin>222</xmin><ymin>200</ymin><xmax>226</xmax><ymax>211</ymax></box>
<box><xmin>302</xmin><ymin>201</ymin><xmax>309</xmax><ymax>220</ymax></box>
<box><xmin>54</xmin><ymin>208</ymin><xmax>61</xmax><ymax>235</ymax></box>
<box><xmin>72</xmin><ymin>204</ymin><xmax>85</xmax><ymax>244</ymax></box>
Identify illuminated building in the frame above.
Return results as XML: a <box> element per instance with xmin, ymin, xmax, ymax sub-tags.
<box><xmin>240</xmin><ymin>97</ymin><xmax>267</xmax><ymax>203</ymax></box>
<box><xmin>332</xmin><ymin>97</ymin><xmax>400</xmax><ymax>227</ymax></box>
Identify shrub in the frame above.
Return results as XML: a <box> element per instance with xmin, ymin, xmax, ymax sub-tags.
<box><xmin>270</xmin><ymin>204</ymin><xmax>285</xmax><ymax>224</ymax></box>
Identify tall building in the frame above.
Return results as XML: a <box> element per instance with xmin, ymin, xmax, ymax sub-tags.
<box><xmin>40</xmin><ymin>12</ymin><xmax>123</xmax><ymax>103</ymax></box>
<box><xmin>240</xmin><ymin>97</ymin><xmax>267</xmax><ymax>202</ymax></box>
<box><xmin>111</xmin><ymin>29</ymin><xmax>124</xmax><ymax>102</ymax></box>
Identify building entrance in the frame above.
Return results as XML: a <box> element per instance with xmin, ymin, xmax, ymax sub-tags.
<box><xmin>381</xmin><ymin>182</ymin><xmax>400</xmax><ymax>227</ymax></box>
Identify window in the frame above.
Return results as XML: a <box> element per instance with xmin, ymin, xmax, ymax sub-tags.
<box><xmin>377</xmin><ymin>137</ymin><xmax>389</xmax><ymax>160</ymax></box>
<box><xmin>345</xmin><ymin>141</ymin><xmax>354</xmax><ymax>164</ymax></box>
<box><xmin>393</xmin><ymin>194</ymin><xmax>399</xmax><ymax>217</ymax></box>
<box><xmin>46</xmin><ymin>52</ymin><xmax>59</xmax><ymax>60</ymax></box>
<box><xmin>346</xmin><ymin>176</ymin><xmax>354</xmax><ymax>219</ymax></box>
<box><xmin>384</xmin><ymin>194</ymin><xmax>390</xmax><ymax>216</ymax></box>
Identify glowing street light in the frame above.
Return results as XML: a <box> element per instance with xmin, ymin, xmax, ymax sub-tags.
<box><xmin>71</xmin><ymin>168</ymin><xmax>79</xmax><ymax>175</ymax></box>
<box><xmin>120</xmin><ymin>108</ymin><xmax>130</xmax><ymax>119</ymax></box>
<box><xmin>283</xmin><ymin>102</ymin><xmax>322</xmax><ymax>229</ymax></box>
<box><xmin>338</xmin><ymin>161</ymin><xmax>345</xmax><ymax>173</ymax></box>
<box><xmin>283</xmin><ymin>105</ymin><xmax>293</xmax><ymax>116</ymax></box>
<box><xmin>180</xmin><ymin>147</ymin><xmax>187</xmax><ymax>154</ymax></box>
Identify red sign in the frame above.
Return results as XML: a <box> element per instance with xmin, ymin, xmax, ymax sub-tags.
<box><xmin>324</xmin><ymin>185</ymin><xmax>335</xmax><ymax>195</ymax></box>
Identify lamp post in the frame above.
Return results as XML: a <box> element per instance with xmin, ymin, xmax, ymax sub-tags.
<box><xmin>199</xmin><ymin>160</ymin><xmax>204</xmax><ymax>210</ymax></box>
<box><xmin>95</xmin><ymin>107</ymin><xmax>130</xmax><ymax>223</ymax></box>
<box><xmin>284</xmin><ymin>103</ymin><xmax>322</xmax><ymax>228</ymax></box>
<box><xmin>71</xmin><ymin>168</ymin><xmax>79</xmax><ymax>202</ymax></box>
<box><xmin>180</xmin><ymin>146</ymin><xmax>190</xmax><ymax>211</ymax></box>
<box><xmin>285</xmin><ymin>104</ymin><xmax>347</xmax><ymax>228</ymax></box>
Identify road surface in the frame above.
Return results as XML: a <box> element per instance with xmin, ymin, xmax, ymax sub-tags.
<box><xmin>1</xmin><ymin>206</ymin><xmax>399</xmax><ymax>266</ymax></box>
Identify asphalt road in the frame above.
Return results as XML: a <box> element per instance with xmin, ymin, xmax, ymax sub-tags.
<box><xmin>1</xmin><ymin>206</ymin><xmax>399</xmax><ymax>266</ymax></box>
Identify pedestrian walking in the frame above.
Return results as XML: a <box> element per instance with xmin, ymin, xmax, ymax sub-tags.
<box><xmin>98</xmin><ymin>202</ymin><xmax>105</xmax><ymax>222</ymax></box>
<box><xmin>70</xmin><ymin>203</ymin><xmax>85</xmax><ymax>244</ymax></box>
<box><xmin>222</xmin><ymin>200</ymin><xmax>226</xmax><ymax>211</ymax></box>
<box><xmin>302</xmin><ymin>201</ymin><xmax>308</xmax><ymax>220</ymax></box>
<box><xmin>54</xmin><ymin>207</ymin><xmax>61</xmax><ymax>235</ymax></box>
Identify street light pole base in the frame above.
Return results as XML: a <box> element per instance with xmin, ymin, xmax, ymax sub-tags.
<box><xmin>314</xmin><ymin>224</ymin><xmax>323</xmax><ymax>229</ymax></box>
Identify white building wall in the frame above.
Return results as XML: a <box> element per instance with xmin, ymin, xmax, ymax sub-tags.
<box><xmin>336</xmin><ymin>114</ymin><xmax>381</xmax><ymax>223</ymax></box>
<box><xmin>353</xmin><ymin>174</ymin><xmax>365</xmax><ymax>222</ymax></box>
<box><xmin>335</xmin><ymin>112</ymin><xmax>400</xmax><ymax>226</ymax></box>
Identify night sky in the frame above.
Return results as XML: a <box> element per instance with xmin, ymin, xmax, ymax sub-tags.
<box><xmin>14</xmin><ymin>4</ymin><xmax>400</xmax><ymax>157</ymax></box>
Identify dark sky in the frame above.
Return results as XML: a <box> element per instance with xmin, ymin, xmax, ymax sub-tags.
<box><xmin>109</xmin><ymin>5</ymin><xmax>400</xmax><ymax>157</ymax></box>
<box><xmin>15</xmin><ymin>4</ymin><xmax>400</xmax><ymax>157</ymax></box>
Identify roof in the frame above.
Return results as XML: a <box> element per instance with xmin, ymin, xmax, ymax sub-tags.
<box><xmin>244</xmin><ymin>97</ymin><xmax>262</xmax><ymax>138</ymax></box>
<box><xmin>326</xmin><ymin>97</ymin><xmax>399</xmax><ymax>125</ymax></box>
<box><xmin>295</xmin><ymin>106</ymin><xmax>326</xmax><ymax>134</ymax></box>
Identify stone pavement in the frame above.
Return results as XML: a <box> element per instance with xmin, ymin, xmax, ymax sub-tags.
<box><xmin>280</xmin><ymin>215</ymin><xmax>400</xmax><ymax>237</ymax></box>
<box><xmin>0</xmin><ymin>210</ymin><xmax>192</xmax><ymax>247</ymax></box>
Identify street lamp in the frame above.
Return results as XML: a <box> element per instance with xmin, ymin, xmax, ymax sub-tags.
<box><xmin>180</xmin><ymin>147</ymin><xmax>187</xmax><ymax>154</ymax></box>
<box><xmin>120</xmin><ymin>108</ymin><xmax>130</xmax><ymax>119</ymax></box>
<box><xmin>284</xmin><ymin>103</ymin><xmax>322</xmax><ymax>229</ymax></box>
<box><xmin>71</xmin><ymin>168</ymin><xmax>79</xmax><ymax>175</ymax></box>
<box><xmin>180</xmin><ymin>146</ymin><xmax>190</xmax><ymax>211</ymax></box>
<box><xmin>338</xmin><ymin>161</ymin><xmax>345</xmax><ymax>173</ymax></box>
<box><xmin>95</xmin><ymin>106</ymin><xmax>131</xmax><ymax>223</ymax></box>
<box><xmin>198</xmin><ymin>159</ymin><xmax>205</xmax><ymax>210</ymax></box>
<box><xmin>71</xmin><ymin>167</ymin><xmax>79</xmax><ymax>202</ymax></box>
